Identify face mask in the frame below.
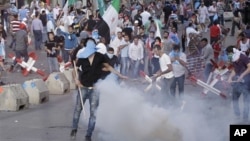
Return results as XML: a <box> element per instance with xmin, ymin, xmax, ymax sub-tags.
<box><xmin>227</xmin><ymin>53</ymin><xmax>233</xmax><ymax>62</ymax></box>
<box><xmin>107</xmin><ymin>53</ymin><xmax>114</xmax><ymax>59</ymax></box>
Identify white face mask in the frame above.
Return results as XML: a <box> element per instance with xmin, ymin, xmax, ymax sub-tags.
<box><xmin>107</xmin><ymin>53</ymin><xmax>114</xmax><ymax>59</ymax></box>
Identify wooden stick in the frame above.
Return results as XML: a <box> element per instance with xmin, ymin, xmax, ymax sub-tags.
<box><xmin>73</xmin><ymin>61</ymin><xmax>86</xmax><ymax>119</ymax></box>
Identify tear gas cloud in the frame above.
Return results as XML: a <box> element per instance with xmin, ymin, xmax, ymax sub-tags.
<box><xmin>90</xmin><ymin>79</ymin><xmax>233</xmax><ymax>141</ymax></box>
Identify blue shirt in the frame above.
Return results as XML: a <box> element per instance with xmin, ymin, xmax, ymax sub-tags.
<box><xmin>57</xmin><ymin>29</ymin><xmax>78</xmax><ymax>50</ymax></box>
<box><xmin>19</xmin><ymin>9</ymin><xmax>28</xmax><ymax>21</ymax></box>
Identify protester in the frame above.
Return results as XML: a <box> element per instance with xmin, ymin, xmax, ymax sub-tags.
<box><xmin>44</xmin><ymin>32</ymin><xmax>60</xmax><ymax>73</ymax></box>
<box><xmin>9</xmin><ymin>23</ymin><xmax>29</xmax><ymax>72</ymax></box>
<box><xmin>153</xmin><ymin>44</ymin><xmax>174</xmax><ymax>105</ymax></box>
<box><xmin>70</xmin><ymin>38</ymin><xmax>127</xmax><ymax>141</ymax></box>
<box><xmin>200</xmin><ymin>38</ymin><xmax>214</xmax><ymax>81</ymax></box>
<box><xmin>31</xmin><ymin>11</ymin><xmax>43</xmax><ymax>50</ymax></box>
<box><xmin>57</xmin><ymin>25</ymin><xmax>78</xmax><ymax>63</ymax></box>
<box><xmin>226</xmin><ymin>46</ymin><xmax>250</xmax><ymax>122</ymax></box>
<box><xmin>169</xmin><ymin>45</ymin><xmax>187</xmax><ymax>101</ymax></box>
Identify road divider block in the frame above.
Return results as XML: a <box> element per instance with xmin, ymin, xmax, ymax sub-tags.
<box><xmin>45</xmin><ymin>72</ymin><xmax>70</xmax><ymax>94</ymax></box>
<box><xmin>0</xmin><ymin>84</ymin><xmax>29</xmax><ymax>111</ymax></box>
<box><xmin>63</xmin><ymin>68</ymin><xmax>76</xmax><ymax>90</ymax></box>
<box><xmin>23</xmin><ymin>79</ymin><xmax>49</xmax><ymax>104</ymax></box>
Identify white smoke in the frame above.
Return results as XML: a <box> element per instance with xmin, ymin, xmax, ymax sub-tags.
<box><xmin>96</xmin><ymin>79</ymin><xmax>181</xmax><ymax>141</ymax></box>
<box><xmin>94</xmin><ymin>78</ymin><xmax>233</xmax><ymax>141</ymax></box>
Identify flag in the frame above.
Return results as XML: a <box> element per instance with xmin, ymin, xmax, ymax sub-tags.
<box><xmin>95</xmin><ymin>0</ymin><xmax>120</xmax><ymax>44</ymax></box>
<box><xmin>62</xmin><ymin>0</ymin><xmax>69</xmax><ymax>32</ymax></box>
<box><xmin>102</xmin><ymin>0</ymin><xmax>120</xmax><ymax>34</ymax></box>
<box><xmin>98</xmin><ymin>0</ymin><xmax>106</xmax><ymax>16</ymax></box>
<box><xmin>68</xmin><ymin>0</ymin><xmax>76</xmax><ymax>6</ymax></box>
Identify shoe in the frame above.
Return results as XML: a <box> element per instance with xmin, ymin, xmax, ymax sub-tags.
<box><xmin>70</xmin><ymin>129</ymin><xmax>77</xmax><ymax>140</ymax></box>
<box><xmin>85</xmin><ymin>135</ymin><xmax>92</xmax><ymax>141</ymax></box>
<box><xmin>9</xmin><ymin>65</ymin><xmax>14</xmax><ymax>72</ymax></box>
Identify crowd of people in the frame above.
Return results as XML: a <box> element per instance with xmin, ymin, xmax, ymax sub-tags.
<box><xmin>0</xmin><ymin>0</ymin><xmax>250</xmax><ymax>140</ymax></box>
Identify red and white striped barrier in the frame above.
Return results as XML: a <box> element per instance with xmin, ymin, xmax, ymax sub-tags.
<box><xmin>202</xmin><ymin>60</ymin><xmax>233</xmax><ymax>95</ymax></box>
<box><xmin>140</xmin><ymin>71</ymin><xmax>161</xmax><ymax>92</ymax></box>
<box><xmin>189</xmin><ymin>75</ymin><xmax>227</xmax><ymax>99</ymax></box>
<box><xmin>57</xmin><ymin>56</ymin><xmax>72</xmax><ymax>72</ymax></box>
<box><xmin>8</xmin><ymin>52</ymin><xmax>45</xmax><ymax>76</ymax></box>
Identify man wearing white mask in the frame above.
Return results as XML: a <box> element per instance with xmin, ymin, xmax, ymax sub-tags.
<box><xmin>96</xmin><ymin>37</ymin><xmax>107</xmax><ymax>55</ymax></box>
<box><xmin>227</xmin><ymin>46</ymin><xmax>250</xmax><ymax>122</ymax></box>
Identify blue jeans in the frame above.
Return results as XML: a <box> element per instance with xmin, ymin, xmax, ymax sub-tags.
<box><xmin>62</xmin><ymin>49</ymin><xmax>71</xmax><ymax>63</ymax></box>
<box><xmin>170</xmin><ymin>74</ymin><xmax>185</xmax><ymax>99</ymax></box>
<box><xmin>120</xmin><ymin>57</ymin><xmax>130</xmax><ymax>76</ymax></box>
<box><xmin>232</xmin><ymin>82</ymin><xmax>250</xmax><ymax>120</ymax></box>
<box><xmin>33</xmin><ymin>30</ymin><xmax>42</xmax><ymax>50</ymax></box>
<box><xmin>204</xmin><ymin>63</ymin><xmax>213</xmax><ymax>81</ymax></box>
<box><xmin>47</xmin><ymin>57</ymin><xmax>59</xmax><ymax>73</ymax></box>
<box><xmin>218</xmin><ymin>14</ymin><xmax>224</xmax><ymax>26</ymax></box>
<box><xmin>131</xmin><ymin>60</ymin><xmax>140</xmax><ymax>78</ymax></box>
<box><xmin>208</xmin><ymin>16</ymin><xmax>214</xmax><ymax>27</ymax></box>
<box><xmin>72</xmin><ymin>87</ymin><xmax>99</xmax><ymax>137</ymax></box>
<box><xmin>42</xmin><ymin>26</ymin><xmax>47</xmax><ymax>43</ymax></box>
<box><xmin>161</xmin><ymin>77</ymin><xmax>174</xmax><ymax>104</ymax></box>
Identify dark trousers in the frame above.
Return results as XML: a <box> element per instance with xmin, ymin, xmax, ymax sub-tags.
<box><xmin>231</xmin><ymin>21</ymin><xmax>241</xmax><ymax>36</ymax></box>
<box><xmin>170</xmin><ymin>74</ymin><xmax>185</xmax><ymax>99</ymax></box>
<box><xmin>13</xmin><ymin>49</ymin><xmax>29</xmax><ymax>66</ymax></box>
<box><xmin>208</xmin><ymin>16</ymin><xmax>214</xmax><ymax>27</ymax></box>
<box><xmin>33</xmin><ymin>30</ymin><xmax>43</xmax><ymax>50</ymax></box>
<box><xmin>218</xmin><ymin>14</ymin><xmax>224</xmax><ymax>26</ymax></box>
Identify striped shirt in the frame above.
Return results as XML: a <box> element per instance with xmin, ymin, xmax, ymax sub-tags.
<box><xmin>10</xmin><ymin>20</ymin><xmax>20</xmax><ymax>34</ymax></box>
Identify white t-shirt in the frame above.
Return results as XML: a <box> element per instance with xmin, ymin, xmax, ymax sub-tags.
<box><xmin>109</xmin><ymin>37</ymin><xmax>124</xmax><ymax>56</ymax></box>
<box><xmin>199</xmin><ymin>6</ymin><xmax>208</xmax><ymax>17</ymax></box>
<box><xmin>169</xmin><ymin>52</ymin><xmax>187</xmax><ymax>77</ymax></box>
<box><xmin>140</xmin><ymin>11</ymin><xmax>151</xmax><ymax>25</ymax></box>
<box><xmin>208</xmin><ymin>6</ymin><xmax>217</xmax><ymax>17</ymax></box>
<box><xmin>240</xmin><ymin>39</ymin><xmax>250</xmax><ymax>52</ymax></box>
<box><xmin>159</xmin><ymin>54</ymin><xmax>174</xmax><ymax>79</ymax></box>
<box><xmin>53</xmin><ymin>7</ymin><xmax>61</xmax><ymax>20</ymax></box>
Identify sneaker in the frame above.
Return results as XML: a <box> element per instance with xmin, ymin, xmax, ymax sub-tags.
<box><xmin>70</xmin><ymin>129</ymin><xmax>77</xmax><ymax>140</ymax></box>
<box><xmin>85</xmin><ymin>135</ymin><xmax>92</xmax><ymax>141</ymax></box>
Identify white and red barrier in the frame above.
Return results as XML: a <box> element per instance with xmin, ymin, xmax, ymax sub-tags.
<box><xmin>140</xmin><ymin>71</ymin><xmax>161</xmax><ymax>92</ymax></box>
<box><xmin>202</xmin><ymin>60</ymin><xmax>233</xmax><ymax>95</ymax></box>
<box><xmin>8</xmin><ymin>52</ymin><xmax>45</xmax><ymax>76</ymax></box>
<box><xmin>189</xmin><ymin>75</ymin><xmax>227</xmax><ymax>99</ymax></box>
<box><xmin>57</xmin><ymin>56</ymin><xmax>72</xmax><ymax>72</ymax></box>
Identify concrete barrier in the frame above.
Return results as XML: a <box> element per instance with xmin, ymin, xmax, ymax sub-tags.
<box><xmin>45</xmin><ymin>72</ymin><xmax>70</xmax><ymax>95</ymax></box>
<box><xmin>63</xmin><ymin>68</ymin><xmax>76</xmax><ymax>90</ymax></box>
<box><xmin>23</xmin><ymin>79</ymin><xmax>49</xmax><ymax>104</ymax></box>
<box><xmin>0</xmin><ymin>84</ymin><xmax>29</xmax><ymax>111</ymax></box>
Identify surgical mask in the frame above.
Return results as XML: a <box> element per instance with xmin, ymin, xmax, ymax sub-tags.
<box><xmin>107</xmin><ymin>53</ymin><xmax>114</xmax><ymax>59</ymax></box>
<box><xmin>227</xmin><ymin>53</ymin><xmax>233</xmax><ymax>62</ymax></box>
